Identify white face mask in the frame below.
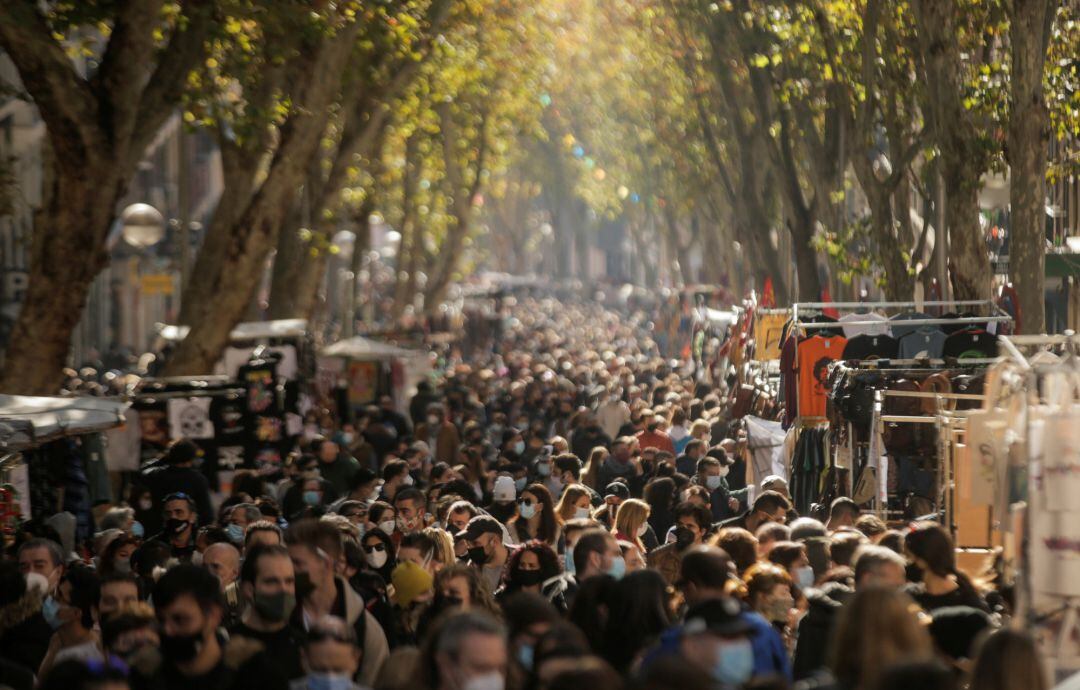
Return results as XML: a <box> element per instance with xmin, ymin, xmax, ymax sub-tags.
<box><xmin>378</xmin><ymin>520</ymin><xmax>397</xmax><ymax>535</ymax></box>
<box><xmin>637</xmin><ymin>522</ymin><xmax>649</xmax><ymax>538</ymax></box>
<box><xmin>365</xmin><ymin>550</ymin><xmax>388</xmax><ymax>569</ymax></box>
<box><xmin>24</xmin><ymin>572</ymin><xmax>49</xmax><ymax>595</ymax></box>
<box><xmin>462</xmin><ymin>671</ymin><xmax>504</xmax><ymax>690</ymax></box>
<box><xmin>574</xmin><ymin>506</ymin><xmax>591</xmax><ymax>520</ymax></box>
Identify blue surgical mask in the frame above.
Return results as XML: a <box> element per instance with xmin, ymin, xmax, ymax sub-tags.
<box><xmin>795</xmin><ymin>565</ymin><xmax>815</xmax><ymax>590</ymax></box>
<box><xmin>131</xmin><ymin>521</ymin><xmax>145</xmax><ymax>538</ymax></box>
<box><xmin>519</xmin><ymin>502</ymin><xmax>537</xmax><ymax>520</ymax></box>
<box><xmin>705</xmin><ymin>475</ymin><xmax>722</xmax><ymax>491</ymax></box>
<box><xmin>607</xmin><ymin>555</ymin><xmax>626</xmax><ymax>580</ymax></box>
<box><xmin>306</xmin><ymin>671</ymin><xmax>353</xmax><ymax>690</ymax></box>
<box><xmin>516</xmin><ymin>643</ymin><xmax>535</xmax><ymax>671</ymax></box>
<box><xmin>536</xmin><ymin>463</ymin><xmax>551</xmax><ymax>477</ymax></box>
<box><xmin>513</xmin><ymin>441</ymin><xmax>525</xmax><ymax>455</ymax></box>
<box><xmin>713</xmin><ymin>638</ymin><xmax>754</xmax><ymax>686</ymax></box>
<box><xmin>303</xmin><ymin>490</ymin><xmax>321</xmax><ymax>506</ymax></box>
<box><xmin>514</xmin><ymin>477</ymin><xmax>527</xmax><ymax>492</ymax></box>
<box><xmin>564</xmin><ymin>552</ymin><xmax>576</xmax><ymax>576</ymax></box>
<box><xmin>42</xmin><ymin>595</ymin><xmax>64</xmax><ymax>630</ymax></box>
<box><xmin>226</xmin><ymin>523</ymin><xmax>245</xmax><ymax>543</ymax></box>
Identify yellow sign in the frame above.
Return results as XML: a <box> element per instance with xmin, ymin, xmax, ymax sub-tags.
<box><xmin>140</xmin><ymin>274</ymin><xmax>174</xmax><ymax>295</ymax></box>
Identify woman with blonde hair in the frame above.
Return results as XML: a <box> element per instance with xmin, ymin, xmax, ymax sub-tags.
<box><xmin>555</xmin><ymin>484</ymin><xmax>593</xmax><ymax>523</ymax></box>
<box><xmin>612</xmin><ymin>498</ymin><xmax>651</xmax><ymax>553</ymax></box>
<box><xmin>829</xmin><ymin>587</ymin><xmax>933</xmax><ymax>690</ymax></box>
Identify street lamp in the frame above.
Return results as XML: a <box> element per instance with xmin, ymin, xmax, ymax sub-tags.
<box><xmin>120</xmin><ymin>203</ymin><xmax>165</xmax><ymax>248</ymax></box>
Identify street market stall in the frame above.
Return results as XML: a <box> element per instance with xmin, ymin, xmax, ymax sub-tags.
<box><xmin>319</xmin><ymin>335</ymin><xmax>431</xmax><ymax>418</ymax></box>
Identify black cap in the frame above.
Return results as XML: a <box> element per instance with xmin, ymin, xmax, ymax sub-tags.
<box><xmin>682</xmin><ymin>597</ymin><xmax>753</xmax><ymax>637</ymax></box>
<box><xmin>456</xmin><ymin>515</ymin><xmax>503</xmax><ymax>542</ymax></box>
<box><xmin>604</xmin><ymin>481</ymin><xmax>630</xmax><ymax>501</ymax></box>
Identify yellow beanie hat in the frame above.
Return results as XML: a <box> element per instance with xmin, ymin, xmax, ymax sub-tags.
<box><xmin>391</xmin><ymin>561</ymin><xmax>433</xmax><ymax>608</ymax></box>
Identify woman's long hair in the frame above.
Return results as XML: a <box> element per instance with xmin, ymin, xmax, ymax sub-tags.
<box><xmin>601</xmin><ymin>569</ymin><xmax>673</xmax><ymax>674</ymax></box>
<box><xmin>555</xmin><ymin>484</ymin><xmax>593</xmax><ymax>523</ymax></box>
<box><xmin>829</xmin><ymin>587</ymin><xmax>933</xmax><ymax>690</ymax></box>
<box><xmin>970</xmin><ymin>629</ymin><xmax>1048</xmax><ymax>690</ymax></box>
<box><xmin>906</xmin><ymin>522</ymin><xmax>983</xmax><ymax>597</ymax></box>
<box><xmin>508</xmin><ymin>484</ymin><xmax>560</xmax><ymax>544</ymax></box>
<box><xmin>613</xmin><ymin>499</ymin><xmax>650</xmax><ymax>553</ymax></box>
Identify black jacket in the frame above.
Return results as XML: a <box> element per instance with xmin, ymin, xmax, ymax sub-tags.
<box><xmin>140</xmin><ymin>464</ymin><xmax>214</xmax><ymax>527</ymax></box>
<box><xmin>792</xmin><ymin>582</ymin><xmax>854</xmax><ymax>681</ymax></box>
<box><xmin>0</xmin><ymin>591</ymin><xmax>51</xmax><ymax>677</ymax></box>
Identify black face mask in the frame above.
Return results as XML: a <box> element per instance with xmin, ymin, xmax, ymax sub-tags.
<box><xmin>161</xmin><ymin>630</ymin><xmax>203</xmax><ymax>663</ymax></box>
<box><xmin>906</xmin><ymin>562</ymin><xmax>924</xmax><ymax>583</ymax></box>
<box><xmin>294</xmin><ymin>571</ymin><xmax>316</xmax><ymax>599</ymax></box>
<box><xmin>165</xmin><ymin>518</ymin><xmax>190</xmax><ymax>536</ymax></box>
<box><xmin>468</xmin><ymin>545</ymin><xmax>489</xmax><ymax>566</ymax></box>
<box><xmin>674</xmin><ymin>526</ymin><xmax>695</xmax><ymax>550</ymax></box>
<box><xmin>515</xmin><ymin>569</ymin><xmax>545</xmax><ymax>587</ymax></box>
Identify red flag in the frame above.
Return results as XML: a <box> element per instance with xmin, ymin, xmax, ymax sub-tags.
<box><xmin>762</xmin><ymin>278</ymin><xmax>776</xmax><ymax>308</ymax></box>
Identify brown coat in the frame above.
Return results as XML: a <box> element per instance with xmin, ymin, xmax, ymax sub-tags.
<box><xmin>414</xmin><ymin>421</ymin><xmax>461</xmax><ymax>465</ymax></box>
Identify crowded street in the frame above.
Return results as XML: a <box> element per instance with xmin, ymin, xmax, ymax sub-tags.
<box><xmin>1</xmin><ymin>0</ymin><xmax>1079</xmax><ymax>689</ymax></box>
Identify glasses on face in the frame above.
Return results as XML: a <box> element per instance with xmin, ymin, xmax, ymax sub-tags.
<box><xmin>519</xmin><ymin>499</ymin><xmax>536</xmax><ymax>507</ymax></box>
<box><xmin>363</xmin><ymin>543</ymin><xmax>387</xmax><ymax>554</ymax></box>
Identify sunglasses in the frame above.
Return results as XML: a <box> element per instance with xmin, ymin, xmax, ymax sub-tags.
<box><xmin>363</xmin><ymin>543</ymin><xmax>387</xmax><ymax>554</ymax></box>
<box><xmin>519</xmin><ymin>499</ymin><xmax>536</xmax><ymax>507</ymax></box>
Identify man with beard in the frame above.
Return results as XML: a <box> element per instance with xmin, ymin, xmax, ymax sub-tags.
<box><xmin>129</xmin><ymin>564</ymin><xmax>285</xmax><ymax>690</ymax></box>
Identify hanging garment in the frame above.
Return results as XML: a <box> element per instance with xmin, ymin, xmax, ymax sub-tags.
<box><xmin>745</xmin><ymin>416</ymin><xmax>788</xmax><ymax>485</ymax></box>
<box><xmin>898</xmin><ymin>327</ymin><xmax>948</xmax><ymax>359</ymax></box>
<box><xmin>796</xmin><ymin>335</ymin><xmax>848</xmax><ymax>418</ymax></box>
<box><xmin>841</xmin><ymin>334</ymin><xmax>900</xmax><ymax>361</ymax></box>
<box><xmin>943</xmin><ymin>329</ymin><xmax>996</xmax><ymax>359</ymax></box>
<box><xmin>780</xmin><ymin>333</ymin><xmax>799</xmax><ymax>428</ymax></box>
<box><xmin>889</xmin><ymin>312</ymin><xmax>932</xmax><ymax>340</ymax></box>
<box><xmin>839</xmin><ymin>312</ymin><xmax>891</xmax><ymax>338</ymax></box>
<box><xmin>754</xmin><ymin>312</ymin><xmax>789</xmax><ymax>361</ymax></box>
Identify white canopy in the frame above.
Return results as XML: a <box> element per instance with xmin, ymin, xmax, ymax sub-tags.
<box><xmin>321</xmin><ymin>336</ymin><xmax>417</xmax><ymax>361</ymax></box>
<box><xmin>0</xmin><ymin>395</ymin><xmax>130</xmax><ymax>451</ymax></box>
<box><xmin>157</xmin><ymin>319</ymin><xmax>309</xmax><ymax>343</ymax></box>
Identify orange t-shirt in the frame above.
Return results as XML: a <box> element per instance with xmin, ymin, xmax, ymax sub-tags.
<box><xmin>796</xmin><ymin>335</ymin><xmax>847</xmax><ymax>418</ymax></box>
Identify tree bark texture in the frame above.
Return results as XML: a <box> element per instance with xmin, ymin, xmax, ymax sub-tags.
<box><xmin>0</xmin><ymin>0</ymin><xmax>211</xmax><ymax>393</ymax></box>
<box><xmin>165</xmin><ymin>21</ymin><xmax>361</xmax><ymax>376</ymax></box>
<box><xmin>1007</xmin><ymin>0</ymin><xmax>1055</xmax><ymax>334</ymax></box>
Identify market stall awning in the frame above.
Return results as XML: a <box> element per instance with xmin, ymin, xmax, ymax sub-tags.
<box><xmin>0</xmin><ymin>395</ymin><xmax>130</xmax><ymax>451</ymax></box>
<box><xmin>157</xmin><ymin>319</ymin><xmax>309</xmax><ymax>343</ymax></box>
<box><xmin>321</xmin><ymin>336</ymin><xmax>417</xmax><ymax>361</ymax></box>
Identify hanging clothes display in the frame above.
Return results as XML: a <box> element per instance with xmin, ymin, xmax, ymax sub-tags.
<box><xmin>795</xmin><ymin>334</ymin><xmax>847</xmax><ymax>418</ymax></box>
<box><xmin>898</xmin><ymin>326</ymin><xmax>947</xmax><ymax>359</ymax></box>
<box><xmin>753</xmin><ymin>311</ymin><xmax>789</xmax><ymax>361</ymax></box>
<box><xmin>839</xmin><ymin>311</ymin><xmax>890</xmax><ymax>338</ymax></box>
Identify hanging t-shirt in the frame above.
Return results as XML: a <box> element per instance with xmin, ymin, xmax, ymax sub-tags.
<box><xmin>943</xmin><ymin>329</ymin><xmax>996</xmax><ymax>359</ymax></box>
<box><xmin>796</xmin><ymin>334</ymin><xmax>848</xmax><ymax>418</ymax></box>
<box><xmin>841</xmin><ymin>334</ymin><xmax>899</xmax><ymax>361</ymax></box>
<box><xmin>839</xmin><ymin>312</ymin><xmax>891</xmax><ymax>338</ymax></box>
<box><xmin>780</xmin><ymin>333</ymin><xmax>799</xmax><ymax>427</ymax></box>
<box><xmin>754</xmin><ymin>313</ymin><xmax>789</xmax><ymax>361</ymax></box>
<box><xmin>889</xmin><ymin>312</ymin><xmax>931</xmax><ymax>340</ymax></box>
<box><xmin>898</xmin><ymin>327</ymin><xmax>947</xmax><ymax>359</ymax></box>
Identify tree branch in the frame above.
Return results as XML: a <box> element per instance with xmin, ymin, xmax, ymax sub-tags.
<box><xmin>96</xmin><ymin>0</ymin><xmax>166</xmax><ymax>147</ymax></box>
<box><xmin>0</xmin><ymin>0</ymin><xmax>100</xmax><ymax>159</ymax></box>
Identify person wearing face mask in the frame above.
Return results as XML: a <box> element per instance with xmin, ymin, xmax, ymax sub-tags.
<box><xmin>497</xmin><ymin>543</ymin><xmax>567</xmax><ymax>613</ymax></box>
<box><xmin>744</xmin><ymin>564</ymin><xmax>798</xmax><ymax>653</ymax></box>
<box><xmin>459</xmin><ymin>516</ymin><xmax>516</xmax><ymax>593</ymax></box>
<box><xmin>718</xmin><ymin>491</ymin><xmax>791</xmax><ymax>535</ymax></box>
<box><xmin>765</xmin><ymin>541</ymin><xmax>816</xmax><ymax>593</ymax></box>
<box><xmin>612</xmin><ymin>498</ymin><xmax>655</xmax><ymax>554</ymax></box>
<box><xmin>203</xmin><ymin>543</ymin><xmax>242</xmax><ymax>628</ymax></box>
<box><xmin>648</xmin><ymin>502</ymin><xmax>712</xmax><ymax>585</ymax></box>
<box><xmin>140</xmin><ymin>440</ymin><xmax>214</xmax><ymax>532</ymax></box>
<box><xmin>0</xmin><ymin>559</ymin><xmax>54</xmax><ymax>676</ymax></box>
<box><xmin>151</xmin><ymin>493</ymin><xmax>200</xmax><ymax>562</ymax></box>
<box><xmin>393</xmin><ymin>488</ymin><xmax>428</xmax><ymax>536</ymax></box>
<box><xmin>289</xmin><ymin>616</ymin><xmax>365</xmax><ymax>690</ymax></box>
<box><xmin>506</xmin><ymin>486</ymin><xmax>561</xmax><ymax>549</ymax></box>
<box><xmin>378</xmin><ymin>460</ymin><xmax>413</xmax><ymax>506</ymax></box>
<box><xmin>485</xmin><ymin>477</ymin><xmax>519</xmax><ymax>525</ymax></box>
<box><xmin>571</xmin><ymin>529</ymin><xmax>625</xmax><ymax>583</ymax></box>
<box><xmin>129</xmin><ymin>564</ymin><xmax>286</xmax><ymax>690</ymax></box>
<box><xmin>595</xmin><ymin>440</ymin><xmax>640</xmax><ymax>495</ymax></box>
<box><xmin>284</xmin><ymin>520</ymin><xmax>389</xmax><ymax>687</ymax></box>
<box><xmin>643</xmin><ymin>597</ymin><xmax>756</xmax><ymax>689</ymax></box>
<box><xmin>422</xmin><ymin>611</ymin><xmax>507</xmax><ymax>690</ymax></box>
<box><xmin>37</xmin><ymin>564</ymin><xmax>103</xmax><ymax>679</ymax></box>
<box><xmin>95</xmin><ymin>572</ymin><xmax>141</xmax><ymax>623</ymax></box>
<box><xmin>694</xmin><ymin>453</ymin><xmax>740</xmax><ymax>523</ymax></box>
<box><xmin>229</xmin><ymin>544</ymin><xmax>305</xmax><ymax>682</ymax></box>
<box><xmin>415</xmin><ymin>404</ymin><xmax>460</xmax><ymax>466</ymax></box>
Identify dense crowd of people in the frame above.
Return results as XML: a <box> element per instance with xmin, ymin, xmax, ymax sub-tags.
<box><xmin>0</xmin><ymin>298</ymin><xmax>1050</xmax><ymax>690</ymax></box>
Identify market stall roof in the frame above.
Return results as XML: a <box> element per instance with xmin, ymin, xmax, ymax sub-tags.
<box><xmin>321</xmin><ymin>336</ymin><xmax>418</xmax><ymax>360</ymax></box>
<box><xmin>157</xmin><ymin>319</ymin><xmax>309</xmax><ymax>343</ymax></box>
<box><xmin>0</xmin><ymin>395</ymin><xmax>130</xmax><ymax>451</ymax></box>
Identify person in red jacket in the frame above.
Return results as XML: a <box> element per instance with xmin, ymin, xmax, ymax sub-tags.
<box><xmin>635</xmin><ymin>409</ymin><xmax>674</xmax><ymax>455</ymax></box>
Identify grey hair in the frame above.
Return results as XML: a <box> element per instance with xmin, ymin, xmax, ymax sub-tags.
<box><xmin>99</xmin><ymin>507</ymin><xmax>136</xmax><ymax>532</ymax></box>
<box><xmin>232</xmin><ymin>503</ymin><xmax>263</xmax><ymax>523</ymax></box>
<box><xmin>435</xmin><ymin>611</ymin><xmax>505</xmax><ymax>658</ymax></box>
<box><xmin>853</xmin><ymin>544</ymin><xmax>907</xmax><ymax>582</ymax></box>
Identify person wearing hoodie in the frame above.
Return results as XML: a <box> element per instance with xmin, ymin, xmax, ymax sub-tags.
<box><xmin>284</xmin><ymin>520</ymin><xmax>389</xmax><ymax>687</ymax></box>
